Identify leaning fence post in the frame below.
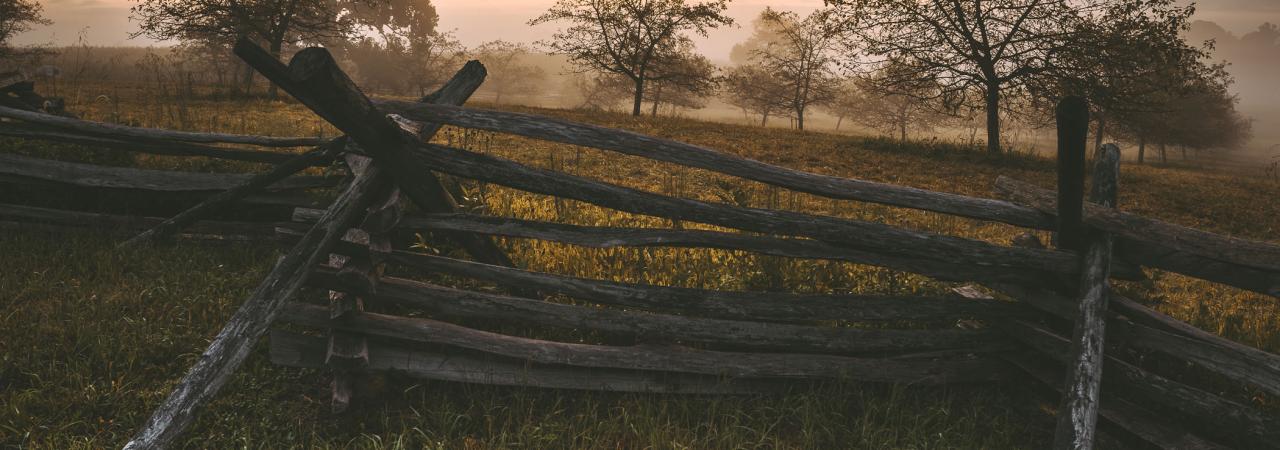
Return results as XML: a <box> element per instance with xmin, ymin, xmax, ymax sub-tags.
<box><xmin>1052</xmin><ymin>143</ymin><xmax>1121</xmax><ymax>450</ymax></box>
<box><xmin>1055</xmin><ymin>97</ymin><xmax>1089</xmax><ymax>252</ymax></box>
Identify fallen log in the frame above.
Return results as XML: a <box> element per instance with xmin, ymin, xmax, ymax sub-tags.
<box><xmin>0</xmin><ymin>105</ymin><xmax>326</xmax><ymax>147</ymax></box>
<box><xmin>0</xmin><ymin>123</ymin><xmax>309</xmax><ymax>165</ymax></box>
<box><xmin>373</xmin><ymin>101</ymin><xmax>1053</xmax><ymax>229</ymax></box>
<box><xmin>1054</xmin><ymin>143</ymin><xmax>1120</xmax><ymax>450</ymax></box>
<box><xmin>279</xmin><ymin>302</ymin><xmax>1013</xmax><ymax>383</ymax></box>
<box><xmin>0</xmin><ymin>152</ymin><xmax>337</xmax><ymax>192</ymax></box>
<box><xmin>307</xmin><ymin>268</ymin><xmax>1010</xmax><ymax>356</ymax></box>
<box><xmin>270</xmin><ymin>330</ymin><xmax>779</xmax><ymax>394</ymax></box>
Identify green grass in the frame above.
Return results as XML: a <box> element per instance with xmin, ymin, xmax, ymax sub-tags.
<box><xmin>1</xmin><ymin>86</ymin><xmax>1278</xmax><ymax>448</ymax></box>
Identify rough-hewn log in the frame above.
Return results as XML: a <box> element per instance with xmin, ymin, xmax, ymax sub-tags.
<box><xmin>403</xmin><ymin>140</ymin><xmax>1151</xmax><ymax>285</ymax></box>
<box><xmin>1000</xmin><ymin>319</ymin><xmax>1280</xmax><ymax>449</ymax></box>
<box><xmin>280</xmin><ymin>302</ymin><xmax>1013</xmax><ymax>383</ymax></box>
<box><xmin>1054</xmin><ymin>143</ymin><xmax>1120</xmax><ymax>450</ymax></box>
<box><xmin>0</xmin><ymin>105</ymin><xmax>325</xmax><ymax>147</ymax></box>
<box><xmin>0</xmin><ymin>202</ymin><xmax>278</xmax><ymax>237</ymax></box>
<box><xmin>0</xmin><ymin>123</ymin><xmax>309</xmax><ymax>165</ymax></box>
<box><xmin>233</xmin><ymin>39</ymin><xmax>517</xmax><ymax>270</ymax></box>
<box><xmin>0</xmin><ymin>151</ymin><xmax>337</xmax><ymax>192</ymax></box>
<box><xmin>994</xmin><ymin>176</ymin><xmax>1280</xmax><ymax>297</ymax></box>
<box><xmin>307</xmin><ymin>268</ymin><xmax>1009</xmax><ymax>356</ymax></box>
<box><xmin>990</xmin><ymin>283</ymin><xmax>1280</xmax><ymax>399</ymax></box>
<box><xmin>342</xmin><ymin>246</ymin><xmax>1020</xmax><ymax>322</ymax></box>
<box><xmin>1055</xmin><ymin>97</ymin><xmax>1089</xmax><ymax>251</ymax></box>
<box><xmin>122</xmin><ymin>161</ymin><xmax>390</xmax><ymax>450</ymax></box>
<box><xmin>0</xmin><ymin>204</ymin><xmax>280</xmax><ymax>243</ymax></box>
<box><xmin>119</xmin><ymin>141</ymin><xmax>341</xmax><ymax>248</ymax></box>
<box><xmin>374</xmin><ymin>101</ymin><xmax>1053</xmax><ymax>229</ymax></box>
<box><xmin>1004</xmin><ymin>353</ymin><xmax>1228</xmax><ymax>450</ymax></box>
<box><xmin>269</xmin><ymin>329</ymin><xmax>778</xmax><ymax>394</ymax></box>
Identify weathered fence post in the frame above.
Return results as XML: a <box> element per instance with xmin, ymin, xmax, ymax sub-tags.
<box><xmin>1055</xmin><ymin>97</ymin><xmax>1089</xmax><ymax>251</ymax></box>
<box><xmin>122</xmin><ymin>46</ymin><xmax>490</xmax><ymax>449</ymax></box>
<box><xmin>1052</xmin><ymin>143</ymin><xmax>1120</xmax><ymax>450</ymax></box>
<box><xmin>232</xmin><ymin>40</ymin><xmax>518</xmax><ymax>270</ymax></box>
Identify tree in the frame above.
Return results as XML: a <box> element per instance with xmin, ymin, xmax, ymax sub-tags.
<box><xmin>722</xmin><ymin>64</ymin><xmax>790</xmax><ymax>126</ymax></box>
<box><xmin>1039</xmin><ymin>0</ymin><xmax>1209</xmax><ymax>151</ymax></box>
<box><xmin>529</xmin><ymin>0</ymin><xmax>734</xmax><ymax>116</ymax></box>
<box><xmin>472</xmin><ymin>40</ymin><xmax>548</xmax><ymax>104</ymax></box>
<box><xmin>746</xmin><ymin>8</ymin><xmax>840</xmax><ymax>131</ymax></box>
<box><xmin>828</xmin><ymin>0</ymin><xmax>1165</xmax><ymax>154</ymax></box>
<box><xmin>836</xmin><ymin>67</ymin><xmax>950</xmax><ymax>141</ymax></box>
<box><xmin>563</xmin><ymin>72</ymin><xmax>634</xmax><ymax>111</ymax></box>
<box><xmin>644</xmin><ymin>41</ymin><xmax>718</xmax><ymax>116</ymax></box>
<box><xmin>0</xmin><ymin>0</ymin><xmax>50</xmax><ymax>64</ymax></box>
<box><xmin>130</xmin><ymin>0</ymin><xmax>397</xmax><ymax>97</ymax></box>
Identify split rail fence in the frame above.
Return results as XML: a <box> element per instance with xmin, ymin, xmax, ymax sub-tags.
<box><xmin>1</xmin><ymin>42</ymin><xmax>1278</xmax><ymax>450</ymax></box>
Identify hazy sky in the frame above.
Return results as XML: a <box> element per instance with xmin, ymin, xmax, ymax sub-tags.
<box><xmin>15</xmin><ymin>0</ymin><xmax>1280</xmax><ymax>61</ymax></box>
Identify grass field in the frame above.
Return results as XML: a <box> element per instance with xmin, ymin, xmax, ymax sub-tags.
<box><xmin>1</xmin><ymin>86</ymin><xmax>1278</xmax><ymax>448</ymax></box>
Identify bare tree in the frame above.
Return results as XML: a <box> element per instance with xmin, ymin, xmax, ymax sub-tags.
<box><xmin>645</xmin><ymin>40</ymin><xmax>717</xmax><ymax>116</ymax></box>
<box><xmin>829</xmin><ymin>0</ymin><xmax>1133</xmax><ymax>153</ymax></box>
<box><xmin>472</xmin><ymin>40</ymin><xmax>548</xmax><ymax>104</ymax></box>
<box><xmin>0</xmin><ymin>0</ymin><xmax>50</xmax><ymax>64</ymax></box>
<box><xmin>833</xmin><ymin>69</ymin><xmax>949</xmax><ymax>141</ymax></box>
<box><xmin>723</xmin><ymin>64</ymin><xmax>790</xmax><ymax>126</ymax></box>
<box><xmin>747</xmin><ymin>8</ymin><xmax>840</xmax><ymax>131</ymax></box>
<box><xmin>529</xmin><ymin>0</ymin><xmax>734</xmax><ymax>116</ymax></box>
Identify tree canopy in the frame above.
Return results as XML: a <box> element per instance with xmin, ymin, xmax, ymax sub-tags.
<box><xmin>530</xmin><ymin>0</ymin><xmax>733</xmax><ymax>116</ymax></box>
<box><xmin>0</xmin><ymin>0</ymin><xmax>49</xmax><ymax>63</ymax></box>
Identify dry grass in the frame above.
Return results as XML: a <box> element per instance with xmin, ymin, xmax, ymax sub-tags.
<box><xmin>1</xmin><ymin>84</ymin><xmax>1277</xmax><ymax>448</ymax></box>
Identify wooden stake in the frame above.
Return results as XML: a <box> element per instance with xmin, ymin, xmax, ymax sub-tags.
<box><xmin>1053</xmin><ymin>143</ymin><xmax>1120</xmax><ymax>450</ymax></box>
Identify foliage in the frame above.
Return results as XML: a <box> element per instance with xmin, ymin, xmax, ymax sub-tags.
<box><xmin>529</xmin><ymin>0</ymin><xmax>733</xmax><ymax>116</ymax></box>
<box><xmin>743</xmin><ymin>8</ymin><xmax>841</xmax><ymax>131</ymax></box>
<box><xmin>722</xmin><ymin>64</ymin><xmax>790</xmax><ymax>127</ymax></box>
<box><xmin>0</xmin><ymin>0</ymin><xmax>50</xmax><ymax>64</ymax></box>
<box><xmin>827</xmin><ymin>0</ymin><xmax>1199</xmax><ymax>155</ymax></box>
<box><xmin>471</xmin><ymin>40</ymin><xmax>548</xmax><ymax>104</ymax></box>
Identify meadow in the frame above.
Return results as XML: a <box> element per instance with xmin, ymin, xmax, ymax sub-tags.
<box><xmin>1</xmin><ymin>81</ymin><xmax>1278</xmax><ymax>448</ymax></box>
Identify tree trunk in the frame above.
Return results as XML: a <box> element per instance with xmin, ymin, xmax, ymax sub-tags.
<box><xmin>900</xmin><ymin>120</ymin><xmax>908</xmax><ymax>142</ymax></box>
<box><xmin>1160</xmin><ymin>143</ymin><xmax>1167</xmax><ymax>163</ymax></box>
<box><xmin>1137</xmin><ymin>136</ymin><xmax>1146</xmax><ymax>164</ymax></box>
<box><xmin>761</xmin><ymin>112</ymin><xmax>768</xmax><ymax>127</ymax></box>
<box><xmin>1181</xmin><ymin>145</ymin><xmax>1187</xmax><ymax>160</ymax></box>
<box><xmin>796</xmin><ymin>106</ymin><xmax>805</xmax><ymax>131</ymax></box>
<box><xmin>1094</xmin><ymin>112</ymin><xmax>1106</xmax><ymax>151</ymax></box>
<box><xmin>631</xmin><ymin>78</ymin><xmax>644</xmax><ymax>117</ymax></box>
<box><xmin>650</xmin><ymin>85</ymin><xmax>661</xmax><ymax>117</ymax></box>
<box><xmin>985</xmin><ymin>85</ymin><xmax>1002</xmax><ymax>154</ymax></box>
<box><xmin>835</xmin><ymin>115</ymin><xmax>843</xmax><ymax>130</ymax></box>
<box><xmin>267</xmin><ymin>40</ymin><xmax>284</xmax><ymax>101</ymax></box>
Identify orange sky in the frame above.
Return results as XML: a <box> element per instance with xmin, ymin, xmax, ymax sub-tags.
<box><xmin>16</xmin><ymin>0</ymin><xmax>1280</xmax><ymax>61</ymax></box>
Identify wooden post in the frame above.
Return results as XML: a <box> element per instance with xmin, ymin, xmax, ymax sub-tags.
<box><xmin>123</xmin><ymin>51</ymin><xmax>489</xmax><ymax>449</ymax></box>
<box><xmin>122</xmin><ymin>159</ymin><xmax>391</xmax><ymax>450</ymax></box>
<box><xmin>1052</xmin><ymin>143</ymin><xmax>1120</xmax><ymax>450</ymax></box>
<box><xmin>1056</xmin><ymin>97</ymin><xmax>1089</xmax><ymax>252</ymax></box>
<box><xmin>232</xmin><ymin>39</ymin><xmax>518</xmax><ymax>270</ymax></box>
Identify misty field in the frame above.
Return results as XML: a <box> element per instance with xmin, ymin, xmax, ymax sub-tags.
<box><xmin>1</xmin><ymin>87</ymin><xmax>1279</xmax><ymax>448</ymax></box>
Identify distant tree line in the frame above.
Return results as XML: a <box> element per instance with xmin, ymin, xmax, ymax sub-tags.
<box><xmin>10</xmin><ymin>0</ymin><xmax>1253</xmax><ymax>160</ymax></box>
